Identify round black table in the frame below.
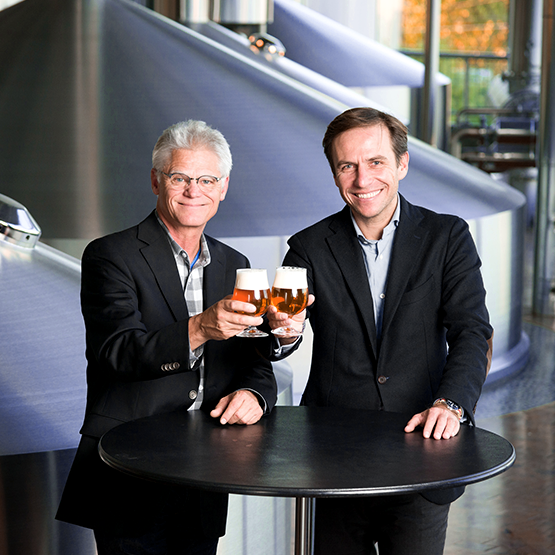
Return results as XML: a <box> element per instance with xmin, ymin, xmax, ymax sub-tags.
<box><xmin>99</xmin><ymin>406</ymin><xmax>515</xmax><ymax>554</ymax></box>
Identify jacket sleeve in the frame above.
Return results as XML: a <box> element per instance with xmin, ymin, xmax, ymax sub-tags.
<box><xmin>81</xmin><ymin>237</ymin><xmax>193</xmax><ymax>382</ymax></box>
<box><xmin>434</xmin><ymin>217</ymin><xmax>493</xmax><ymax>422</ymax></box>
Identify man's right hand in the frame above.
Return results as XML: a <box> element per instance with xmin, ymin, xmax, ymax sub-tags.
<box><xmin>188</xmin><ymin>295</ymin><xmax>263</xmax><ymax>349</ymax></box>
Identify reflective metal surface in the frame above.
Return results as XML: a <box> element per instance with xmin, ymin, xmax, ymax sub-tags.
<box><xmin>533</xmin><ymin>0</ymin><xmax>555</xmax><ymax>315</ymax></box>
<box><xmin>212</xmin><ymin>0</ymin><xmax>273</xmax><ymax>24</ymax></box>
<box><xmin>269</xmin><ymin>0</ymin><xmax>449</xmax><ymax>88</ymax></box>
<box><xmin>0</xmin><ymin>0</ymin><xmax>515</xmax><ymax>242</ymax></box>
<box><xmin>0</xmin><ymin>193</ymin><xmax>41</xmax><ymax>248</ymax></box>
<box><xmin>0</xmin><ymin>234</ymin><xmax>86</xmax><ymax>456</ymax></box>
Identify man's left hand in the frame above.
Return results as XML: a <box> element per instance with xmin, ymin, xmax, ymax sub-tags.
<box><xmin>210</xmin><ymin>390</ymin><xmax>263</xmax><ymax>425</ymax></box>
<box><xmin>404</xmin><ymin>406</ymin><xmax>461</xmax><ymax>439</ymax></box>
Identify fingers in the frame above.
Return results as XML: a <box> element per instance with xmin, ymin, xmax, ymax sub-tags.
<box><xmin>191</xmin><ymin>298</ymin><xmax>263</xmax><ymax>346</ymax></box>
<box><xmin>405</xmin><ymin>408</ymin><xmax>461</xmax><ymax>440</ymax></box>
<box><xmin>404</xmin><ymin>412</ymin><xmax>424</xmax><ymax>433</ymax></box>
<box><xmin>210</xmin><ymin>391</ymin><xmax>263</xmax><ymax>426</ymax></box>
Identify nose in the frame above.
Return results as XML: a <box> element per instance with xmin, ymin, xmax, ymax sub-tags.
<box><xmin>182</xmin><ymin>178</ymin><xmax>203</xmax><ymax>197</ymax></box>
<box><xmin>354</xmin><ymin>165</ymin><xmax>373</xmax><ymax>187</ymax></box>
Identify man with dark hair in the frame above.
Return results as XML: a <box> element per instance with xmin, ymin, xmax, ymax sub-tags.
<box><xmin>57</xmin><ymin>120</ymin><xmax>277</xmax><ymax>555</ymax></box>
<box><xmin>269</xmin><ymin>107</ymin><xmax>492</xmax><ymax>555</ymax></box>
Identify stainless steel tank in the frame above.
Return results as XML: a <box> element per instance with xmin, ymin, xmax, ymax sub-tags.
<box><xmin>0</xmin><ymin>194</ymin><xmax>94</xmax><ymax>553</ymax></box>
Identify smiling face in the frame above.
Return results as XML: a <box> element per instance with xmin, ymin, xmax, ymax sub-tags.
<box><xmin>151</xmin><ymin>147</ymin><xmax>229</xmax><ymax>242</ymax></box>
<box><xmin>331</xmin><ymin>125</ymin><xmax>409</xmax><ymax>240</ymax></box>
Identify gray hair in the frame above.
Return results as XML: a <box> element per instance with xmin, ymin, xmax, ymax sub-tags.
<box><xmin>152</xmin><ymin>120</ymin><xmax>233</xmax><ymax>177</ymax></box>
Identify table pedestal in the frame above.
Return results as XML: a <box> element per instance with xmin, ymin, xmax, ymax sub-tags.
<box><xmin>295</xmin><ymin>497</ymin><xmax>315</xmax><ymax>555</ymax></box>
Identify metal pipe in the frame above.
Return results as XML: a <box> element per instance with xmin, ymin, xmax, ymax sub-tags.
<box><xmin>294</xmin><ymin>497</ymin><xmax>315</xmax><ymax>555</ymax></box>
<box><xmin>533</xmin><ymin>0</ymin><xmax>555</xmax><ymax>315</ymax></box>
<box><xmin>420</xmin><ymin>0</ymin><xmax>441</xmax><ymax>146</ymax></box>
<box><xmin>506</xmin><ymin>0</ymin><xmax>543</xmax><ymax>94</ymax></box>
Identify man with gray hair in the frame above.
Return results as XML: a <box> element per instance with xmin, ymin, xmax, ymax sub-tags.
<box><xmin>57</xmin><ymin>120</ymin><xmax>277</xmax><ymax>555</ymax></box>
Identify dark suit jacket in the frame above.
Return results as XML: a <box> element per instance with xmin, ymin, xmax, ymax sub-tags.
<box><xmin>283</xmin><ymin>196</ymin><xmax>492</xmax><ymax>504</ymax></box>
<box><xmin>57</xmin><ymin>211</ymin><xmax>277</xmax><ymax>536</ymax></box>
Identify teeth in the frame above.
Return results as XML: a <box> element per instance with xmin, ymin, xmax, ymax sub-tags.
<box><xmin>356</xmin><ymin>191</ymin><xmax>380</xmax><ymax>199</ymax></box>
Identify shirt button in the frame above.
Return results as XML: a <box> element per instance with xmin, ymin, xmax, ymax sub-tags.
<box><xmin>379</xmin><ymin>293</ymin><xmax>385</xmax><ymax>299</ymax></box>
<box><xmin>377</xmin><ymin>375</ymin><xmax>388</xmax><ymax>385</ymax></box>
<box><xmin>189</xmin><ymin>390</ymin><xmax>198</xmax><ymax>400</ymax></box>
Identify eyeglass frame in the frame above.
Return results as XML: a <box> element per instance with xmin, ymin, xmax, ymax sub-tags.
<box><xmin>160</xmin><ymin>171</ymin><xmax>224</xmax><ymax>190</ymax></box>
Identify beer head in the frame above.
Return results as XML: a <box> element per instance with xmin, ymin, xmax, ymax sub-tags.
<box><xmin>234</xmin><ymin>268</ymin><xmax>270</xmax><ymax>291</ymax></box>
<box><xmin>273</xmin><ymin>266</ymin><xmax>308</xmax><ymax>289</ymax></box>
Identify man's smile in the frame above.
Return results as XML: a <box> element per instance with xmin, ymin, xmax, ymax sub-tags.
<box><xmin>354</xmin><ymin>190</ymin><xmax>382</xmax><ymax>199</ymax></box>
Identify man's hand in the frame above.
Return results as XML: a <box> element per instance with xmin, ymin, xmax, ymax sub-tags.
<box><xmin>404</xmin><ymin>405</ymin><xmax>461</xmax><ymax>439</ymax></box>
<box><xmin>210</xmin><ymin>390</ymin><xmax>263</xmax><ymax>425</ymax></box>
<box><xmin>189</xmin><ymin>296</ymin><xmax>263</xmax><ymax>350</ymax></box>
<box><xmin>266</xmin><ymin>294</ymin><xmax>315</xmax><ymax>345</ymax></box>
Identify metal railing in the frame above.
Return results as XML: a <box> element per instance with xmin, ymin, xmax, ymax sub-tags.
<box><xmin>400</xmin><ymin>50</ymin><xmax>509</xmax><ymax>122</ymax></box>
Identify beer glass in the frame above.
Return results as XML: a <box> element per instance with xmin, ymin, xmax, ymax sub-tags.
<box><xmin>232</xmin><ymin>268</ymin><xmax>271</xmax><ymax>338</ymax></box>
<box><xmin>270</xmin><ymin>266</ymin><xmax>309</xmax><ymax>336</ymax></box>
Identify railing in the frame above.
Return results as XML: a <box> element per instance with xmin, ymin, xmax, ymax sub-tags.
<box><xmin>400</xmin><ymin>50</ymin><xmax>509</xmax><ymax>123</ymax></box>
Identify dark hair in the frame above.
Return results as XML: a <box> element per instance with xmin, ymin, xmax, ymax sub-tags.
<box><xmin>322</xmin><ymin>107</ymin><xmax>408</xmax><ymax>174</ymax></box>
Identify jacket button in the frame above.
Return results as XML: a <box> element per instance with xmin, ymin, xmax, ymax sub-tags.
<box><xmin>377</xmin><ymin>375</ymin><xmax>388</xmax><ymax>385</ymax></box>
<box><xmin>172</xmin><ymin>362</ymin><xmax>180</xmax><ymax>370</ymax></box>
<box><xmin>161</xmin><ymin>364</ymin><xmax>168</xmax><ymax>371</ymax></box>
<box><xmin>189</xmin><ymin>390</ymin><xmax>198</xmax><ymax>400</ymax></box>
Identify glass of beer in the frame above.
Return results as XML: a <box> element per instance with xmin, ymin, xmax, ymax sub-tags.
<box><xmin>232</xmin><ymin>268</ymin><xmax>271</xmax><ymax>338</ymax></box>
<box><xmin>270</xmin><ymin>266</ymin><xmax>309</xmax><ymax>336</ymax></box>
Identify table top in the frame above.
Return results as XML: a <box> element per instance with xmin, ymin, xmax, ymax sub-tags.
<box><xmin>99</xmin><ymin>406</ymin><xmax>515</xmax><ymax>498</ymax></box>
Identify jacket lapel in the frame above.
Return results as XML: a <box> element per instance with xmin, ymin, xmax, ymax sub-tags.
<box><xmin>203</xmin><ymin>238</ymin><xmax>228</xmax><ymax>309</ymax></box>
<box><xmin>380</xmin><ymin>196</ymin><xmax>427</xmax><ymax>339</ymax></box>
<box><xmin>137</xmin><ymin>212</ymin><xmax>189</xmax><ymax>322</ymax></box>
<box><xmin>327</xmin><ymin>207</ymin><xmax>379</xmax><ymax>358</ymax></box>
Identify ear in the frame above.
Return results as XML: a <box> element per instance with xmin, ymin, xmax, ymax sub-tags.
<box><xmin>219</xmin><ymin>177</ymin><xmax>229</xmax><ymax>201</ymax></box>
<box><xmin>151</xmin><ymin>168</ymin><xmax>160</xmax><ymax>195</ymax></box>
<box><xmin>397</xmin><ymin>151</ymin><xmax>409</xmax><ymax>180</ymax></box>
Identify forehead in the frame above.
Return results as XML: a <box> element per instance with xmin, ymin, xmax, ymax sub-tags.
<box><xmin>168</xmin><ymin>147</ymin><xmax>220</xmax><ymax>170</ymax></box>
<box><xmin>333</xmin><ymin>125</ymin><xmax>395</xmax><ymax>160</ymax></box>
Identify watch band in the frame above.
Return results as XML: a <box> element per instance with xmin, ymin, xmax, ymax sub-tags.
<box><xmin>433</xmin><ymin>398</ymin><xmax>463</xmax><ymax>421</ymax></box>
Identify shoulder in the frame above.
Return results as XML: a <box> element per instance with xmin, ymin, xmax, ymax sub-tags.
<box><xmin>400</xmin><ymin>196</ymin><xmax>468</xmax><ymax>234</ymax></box>
<box><xmin>82</xmin><ymin>212</ymin><xmax>161</xmax><ymax>259</ymax></box>
<box><xmin>289</xmin><ymin>207</ymin><xmax>351</xmax><ymax>243</ymax></box>
<box><xmin>205</xmin><ymin>235</ymin><xmax>249</xmax><ymax>266</ymax></box>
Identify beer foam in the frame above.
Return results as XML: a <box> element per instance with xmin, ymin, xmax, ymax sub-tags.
<box><xmin>273</xmin><ymin>266</ymin><xmax>308</xmax><ymax>289</ymax></box>
<box><xmin>235</xmin><ymin>268</ymin><xmax>269</xmax><ymax>290</ymax></box>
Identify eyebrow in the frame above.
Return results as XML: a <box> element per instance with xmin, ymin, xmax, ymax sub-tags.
<box><xmin>336</xmin><ymin>155</ymin><xmax>388</xmax><ymax>169</ymax></box>
<box><xmin>366</xmin><ymin>155</ymin><xmax>388</xmax><ymax>163</ymax></box>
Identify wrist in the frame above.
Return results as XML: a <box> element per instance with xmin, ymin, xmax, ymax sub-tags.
<box><xmin>188</xmin><ymin>313</ymin><xmax>206</xmax><ymax>351</ymax></box>
<box><xmin>433</xmin><ymin>398</ymin><xmax>463</xmax><ymax>421</ymax></box>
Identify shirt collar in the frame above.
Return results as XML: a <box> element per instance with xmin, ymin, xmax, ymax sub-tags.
<box><xmin>155</xmin><ymin>211</ymin><xmax>211</xmax><ymax>268</ymax></box>
<box><xmin>351</xmin><ymin>194</ymin><xmax>401</xmax><ymax>244</ymax></box>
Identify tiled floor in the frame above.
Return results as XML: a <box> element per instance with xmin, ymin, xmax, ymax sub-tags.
<box><xmin>444</xmin><ymin>319</ymin><xmax>555</xmax><ymax>554</ymax></box>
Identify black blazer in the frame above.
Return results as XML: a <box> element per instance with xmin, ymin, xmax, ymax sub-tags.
<box><xmin>57</xmin><ymin>211</ymin><xmax>277</xmax><ymax>535</ymax></box>
<box><xmin>283</xmin><ymin>196</ymin><xmax>492</xmax><ymax>504</ymax></box>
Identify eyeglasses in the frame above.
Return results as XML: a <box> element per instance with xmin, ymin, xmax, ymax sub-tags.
<box><xmin>161</xmin><ymin>172</ymin><xmax>223</xmax><ymax>191</ymax></box>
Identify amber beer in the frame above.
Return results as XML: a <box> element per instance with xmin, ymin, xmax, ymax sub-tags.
<box><xmin>270</xmin><ymin>287</ymin><xmax>308</xmax><ymax>315</ymax></box>
<box><xmin>232</xmin><ymin>286</ymin><xmax>271</xmax><ymax>316</ymax></box>
<box><xmin>270</xmin><ymin>267</ymin><xmax>308</xmax><ymax>336</ymax></box>
<box><xmin>232</xmin><ymin>269</ymin><xmax>271</xmax><ymax>337</ymax></box>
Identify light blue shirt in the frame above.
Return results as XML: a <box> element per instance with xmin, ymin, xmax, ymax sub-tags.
<box><xmin>351</xmin><ymin>195</ymin><xmax>401</xmax><ymax>342</ymax></box>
